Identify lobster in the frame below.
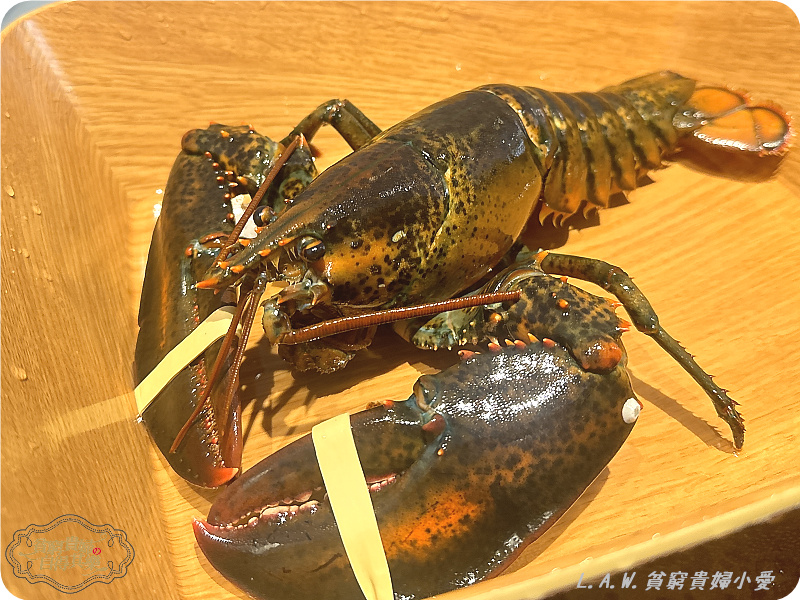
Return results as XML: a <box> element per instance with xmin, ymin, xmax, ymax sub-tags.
<box><xmin>134</xmin><ymin>71</ymin><xmax>790</xmax><ymax>488</ymax></box>
<box><xmin>191</xmin><ymin>262</ymin><xmax>646</xmax><ymax>600</ymax></box>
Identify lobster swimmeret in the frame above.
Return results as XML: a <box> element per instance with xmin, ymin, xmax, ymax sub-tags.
<box><xmin>134</xmin><ymin>71</ymin><xmax>790</xmax><ymax>491</ymax></box>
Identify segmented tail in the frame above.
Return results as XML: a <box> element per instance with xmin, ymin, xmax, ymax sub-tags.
<box><xmin>482</xmin><ymin>72</ymin><xmax>791</xmax><ymax>222</ymax></box>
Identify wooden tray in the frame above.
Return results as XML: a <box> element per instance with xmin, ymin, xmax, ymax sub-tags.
<box><xmin>2</xmin><ymin>3</ymin><xmax>799</xmax><ymax>599</ymax></box>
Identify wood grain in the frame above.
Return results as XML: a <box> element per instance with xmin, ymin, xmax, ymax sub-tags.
<box><xmin>1</xmin><ymin>2</ymin><xmax>798</xmax><ymax>599</ymax></box>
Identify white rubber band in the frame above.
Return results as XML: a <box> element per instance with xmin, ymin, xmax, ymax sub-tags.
<box><xmin>133</xmin><ymin>306</ymin><xmax>236</xmax><ymax>415</ymax></box>
<box><xmin>312</xmin><ymin>414</ymin><xmax>394</xmax><ymax>600</ymax></box>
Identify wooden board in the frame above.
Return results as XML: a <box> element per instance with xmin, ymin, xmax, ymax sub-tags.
<box><xmin>2</xmin><ymin>2</ymin><xmax>799</xmax><ymax>599</ymax></box>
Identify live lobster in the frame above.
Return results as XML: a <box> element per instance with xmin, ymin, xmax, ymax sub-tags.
<box><xmin>134</xmin><ymin>71</ymin><xmax>789</xmax><ymax>493</ymax></box>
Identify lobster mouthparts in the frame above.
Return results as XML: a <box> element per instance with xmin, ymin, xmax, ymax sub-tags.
<box><xmin>195</xmin><ymin>342</ymin><xmax>641</xmax><ymax>600</ymax></box>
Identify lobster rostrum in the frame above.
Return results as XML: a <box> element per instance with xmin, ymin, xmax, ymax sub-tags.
<box><xmin>193</xmin><ymin>263</ymin><xmax>645</xmax><ymax>600</ymax></box>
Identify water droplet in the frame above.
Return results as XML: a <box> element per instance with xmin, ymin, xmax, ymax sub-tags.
<box><xmin>4</xmin><ymin>111</ymin><xmax>10</xmax><ymax>118</ymax></box>
<box><xmin>21</xmin><ymin>248</ymin><xmax>29</xmax><ymax>258</ymax></box>
<box><xmin>32</xmin><ymin>205</ymin><xmax>42</xmax><ymax>215</ymax></box>
<box><xmin>5</xmin><ymin>185</ymin><xmax>14</xmax><ymax>197</ymax></box>
<box><xmin>455</xmin><ymin>63</ymin><xmax>462</xmax><ymax>72</ymax></box>
<box><xmin>13</xmin><ymin>366</ymin><xmax>27</xmax><ymax>381</ymax></box>
<box><xmin>119</xmin><ymin>30</ymin><xmax>132</xmax><ymax>41</ymax></box>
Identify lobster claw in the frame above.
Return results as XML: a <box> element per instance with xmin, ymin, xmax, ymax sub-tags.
<box><xmin>136</xmin><ymin>322</ymin><xmax>243</xmax><ymax>488</ymax></box>
<box><xmin>193</xmin><ymin>341</ymin><xmax>640</xmax><ymax>599</ymax></box>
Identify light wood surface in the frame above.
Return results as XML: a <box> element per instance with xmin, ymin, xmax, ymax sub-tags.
<box><xmin>2</xmin><ymin>2</ymin><xmax>798</xmax><ymax>599</ymax></box>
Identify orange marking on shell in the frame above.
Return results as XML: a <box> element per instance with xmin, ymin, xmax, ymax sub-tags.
<box><xmin>489</xmin><ymin>313</ymin><xmax>503</xmax><ymax>325</ymax></box>
<box><xmin>688</xmin><ymin>87</ymin><xmax>746</xmax><ymax>118</ymax></box>
<box><xmin>278</xmin><ymin>237</ymin><xmax>296</xmax><ymax>247</ymax></box>
<box><xmin>204</xmin><ymin>151</ymin><xmax>213</xmax><ymax>158</ymax></box>
<box><xmin>488</xmin><ymin>342</ymin><xmax>502</xmax><ymax>353</ymax></box>
<box><xmin>542</xmin><ymin>338</ymin><xmax>556</xmax><ymax>348</ymax></box>
<box><xmin>581</xmin><ymin>340</ymin><xmax>623</xmax><ymax>371</ymax></box>
<box><xmin>216</xmin><ymin>261</ymin><xmax>230</xmax><ymax>269</ymax></box>
<box><xmin>220</xmin><ymin>130</ymin><xmax>229</xmax><ymax>138</ymax></box>
<box><xmin>184</xmin><ymin>246</ymin><xmax>193</xmax><ymax>257</ymax></box>
<box><xmin>258</xmin><ymin>248</ymin><xmax>271</xmax><ymax>257</ymax></box>
<box><xmin>458</xmin><ymin>350</ymin><xmax>476</xmax><ymax>361</ymax></box>
<box><xmin>527</xmin><ymin>333</ymin><xmax>539</xmax><ymax>343</ymax></box>
<box><xmin>381</xmin><ymin>490</ymin><xmax>483</xmax><ymax>558</ymax></box>
<box><xmin>196</xmin><ymin>278</ymin><xmax>219</xmax><ymax>289</ymax></box>
<box><xmin>514</xmin><ymin>340</ymin><xmax>527</xmax><ymax>350</ymax></box>
<box><xmin>557</xmin><ymin>299</ymin><xmax>569</xmax><ymax>309</ymax></box>
<box><xmin>239</xmin><ymin>239</ymin><xmax>251</xmax><ymax>247</ymax></box>
<box><xmin>560</xmin><ymin>276</ymin><xmax>568</xmax><ymax>283</ymax></box>
<box><xmin>230</xmin><ymin>265</ymin><xmax>245</xmax><ymax>274</ymax></box>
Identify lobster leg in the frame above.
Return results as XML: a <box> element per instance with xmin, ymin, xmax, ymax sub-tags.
<box><xmin>536</xmin><ymin>251</ymin><xmax>744</xmax><ymax>448</ymax></box>
<box><xmin>280</xmin><ymin>99</ymin><xmax>382</xmax><ymax>150</ymax></box>
<box><xmin>398</xmin><ymin>261</ymin><xmax>627</xmax><ymax>373</ymax></box>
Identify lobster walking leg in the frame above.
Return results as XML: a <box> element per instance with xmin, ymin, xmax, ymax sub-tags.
<box><xmin>281</xmin><ymin>99</ymin><xmax>382</xmax><ymax>151</ymax></box>
<box><xmin>536</xmin><ymin>251</ymin><xmax>745</xmax><ymax>448</ymax></box>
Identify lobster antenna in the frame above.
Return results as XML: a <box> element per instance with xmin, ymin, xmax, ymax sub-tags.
<box><xmin>216</xmin><ymin>271</ymin><xmax>270</xmax><ymax>453</ymax></box>
<box><xmin>278</xmin><ymin>290</ymin><xmax>522</xmax><ymax>345</ymax></box>
<box><xmin>171</xmin><ymin>136</ymin><xmax>305</xmax><ymax>454</ymax></box>
<box><xmin>169</xmin><ymin>275</ymin><xmax>255</xmax><ymax>454</ymax></box>
<box><xmin>216</xmin><ymin>134</ymin><xmax>304</xmax><ymax>265</ymax></box>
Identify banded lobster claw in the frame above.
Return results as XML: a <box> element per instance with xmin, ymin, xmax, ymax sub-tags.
<box><xmin>194</xmin><ymin>338</ymin><xmax>641</xmax><ymax>600</ymax></box>
<box><xmin>135</xmin><ymin>124</ymin><xmax>318</xmax><ymax>487</ymax></box>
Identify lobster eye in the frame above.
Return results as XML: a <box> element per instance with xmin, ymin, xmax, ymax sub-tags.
<box><xmin>297</xmin><ymin>236</ymin><xmax>326</xmax><ymax>262</ymax></box>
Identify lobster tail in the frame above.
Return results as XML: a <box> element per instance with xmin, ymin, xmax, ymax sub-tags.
<box><xmin>481</xmin><ymin>72</ymin><xmax>699</xmax><ymax>219</ymax></box>
<box><xmin>484</xmin><ymin>72</ymin><xmax>790</xmax><ymax>220</ymax></box>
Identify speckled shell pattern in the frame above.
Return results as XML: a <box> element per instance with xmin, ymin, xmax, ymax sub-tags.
<box><xmin>195</xmin><ymin>342</ymin><xmax>638</xmax><ymax>600</ymax></box>
<box><xmin>478</xmin><ymin>71</ymin><xmax>696</xmax><ymax>215</ymax></box>
<box><xmin>215</xmin><ymin>73</ymin><xmax>696</xmax><ymax>316</ymax></box>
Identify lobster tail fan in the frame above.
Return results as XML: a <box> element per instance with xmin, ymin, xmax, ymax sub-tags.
<box><xmin>672</xmin><ymin>86</ymin><xmax>792</xmax><ymax>180</ymax></box>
